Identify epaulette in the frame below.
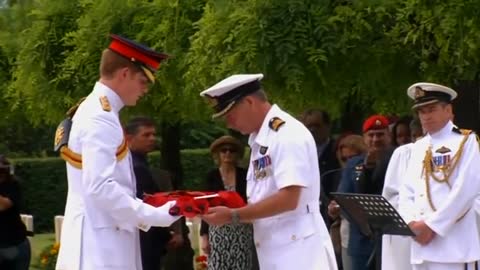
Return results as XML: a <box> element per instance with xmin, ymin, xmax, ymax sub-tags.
<box><xmin>452</xmin><ymin>126</ymin><xmax>480</xmax><ymax>151</ymax></box>
<box><xmin>452</xmin><ymin>126</ymin><xmax>473</xmax><ymax>136</ymax></box>
<box><xmin>53</xmin><ymin>97</ymin><xmax>86</xmax><ymax>152</ymax></box>
<box><xmin>53</xmin><ymin>96</ymin><xmax>128</xmax><ymax>169</ymax></box>
<box><xmin>99</xmin><ymin>96</ymin><xmax>111</xmax><ymax>112</ymax></box>
<box><xmin>268</xmin><ymin>117</ymin><xmax>285</xmax><ymax>132</ymax></box>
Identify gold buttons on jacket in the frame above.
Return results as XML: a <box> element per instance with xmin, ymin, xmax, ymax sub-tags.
<box><xmin>291</xmin><ymin>235</ymin><xmax>297</xmax><ymax>241</ymax></box>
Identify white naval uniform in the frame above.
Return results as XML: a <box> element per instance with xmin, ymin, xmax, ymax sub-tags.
<box><xmin>381</xmin><ymin>143</ymin><xmax>413</xmax><ymax>270</ymax></box>
<box><xmin>398</xmin><ymin>121</ymin><xmax>480</xmax><ymax>270</ymax></box>
<box><xmin>247</xmin><ymin>104</ymin><xmax>337</xmax><ymax>270</ymax></box>
<box><xmin>55</xmin><ymin>82</ymin><xmax>179</xmax><ymax>270</ymax></box>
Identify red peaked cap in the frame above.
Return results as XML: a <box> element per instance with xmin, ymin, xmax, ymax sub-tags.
<box><xmin>108</xmin><ymin>34</ymin><xmax>169</xmax><ymax>82</ymax></box>
<box><xmin>362</xmin><ymin>115</ymin><xmax>389</xmax><ymax>133</ymax></box>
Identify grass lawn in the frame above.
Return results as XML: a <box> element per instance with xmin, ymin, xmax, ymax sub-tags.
<box><xmin>29</xmin><ymin>233</ymin><xmax>55</xmax><ymax>270</ymax></box>
<box><xmin>27</xmin><ymin>219</ymin><xmax>202</xmax><ymax>270</ymax></box>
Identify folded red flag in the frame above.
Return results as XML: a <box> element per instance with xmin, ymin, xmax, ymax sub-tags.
<box><xmin>143</xmin><ymin>190</ymin><xmax>246</xmax><ymax>217</ymax></box>
<box><xmin>212</xmin><ymin>191</ymin><xmax>246</xmax><ymax>208</ymax></box>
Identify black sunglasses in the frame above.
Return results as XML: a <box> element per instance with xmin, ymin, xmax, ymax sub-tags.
<box><xmin>220</xmin><ymin>147</ymin><xmax>237</xmax><ymax>153</ymax></box>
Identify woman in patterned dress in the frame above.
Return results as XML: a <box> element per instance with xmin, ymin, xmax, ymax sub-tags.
<box><xmin>200</xmin><ymin>135</ymin><xmax>258</xmax><ymax>270</ymax></box>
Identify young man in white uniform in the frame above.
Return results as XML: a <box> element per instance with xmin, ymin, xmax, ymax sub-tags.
<box><xmin>55</xmin><ymin>34</ymin><xmax>180</xmax><ymax>270</ymax></box>
<box><xmin>200</xmin><ymin>74</ymin><xmax>337</xmax><ymax>270</ymax></box>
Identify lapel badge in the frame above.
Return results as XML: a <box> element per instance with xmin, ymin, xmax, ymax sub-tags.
<box><xmin>435</xmin><ymin>146</ymin><xmax>451</xmax><ymax>154</ymax></box>
<box><xmin>354</xmin><ymin>165</ymin><xmax>364</xmax><ymax>172</ymax></box>
<box><xmin>99</xmin><ymin>96</ymin><xmax>111</xmax><ymax>112</ymax></box>
<box><xmin>259</xmin><ymin>146</ymin><xmax>268</xmax><ymax>155</ymax></box>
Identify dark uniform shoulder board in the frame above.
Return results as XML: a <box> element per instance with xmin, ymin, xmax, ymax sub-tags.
<box><xmin>268</xmin><ymin>117</ymin><xmax>285</xmax><ymax>132</ymax></box>
<box><xmin>460</xmin><ymin>128</ymin><xmax>473</xmax><ymax>135</ymax></box>
<box><xmin>54</xmin><ymin>118</ymin><xmax>73</xmax><ymax>152</ymax></box>
<box><xmin>452</xmin><ymin>126</ymin><xmax>472</xmax><ymax>135</ymax></box>
<box><xmin>100</xmin><ymin>96</ymin><xmax>111</xmax><ymax>112</ymax></box>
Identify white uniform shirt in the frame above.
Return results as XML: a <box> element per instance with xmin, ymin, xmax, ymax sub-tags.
<box><xmin>56</xmin><ymin>82</ymin><xmax>178</xmax><ymax>270</ymax></box>
<box><xmin>399</xmin><ymin>121</ymin><xmax>480</xmax><ymax>264</ymax></box>
<box><xmin>382</xmin><ymin>143</ymin><xmax>413</xmax><ymax>270</ymax></box>
<box><xmin>246</xmin><ymin>104</ymin><xmax>337</xmax><ymax>270</ymax></box>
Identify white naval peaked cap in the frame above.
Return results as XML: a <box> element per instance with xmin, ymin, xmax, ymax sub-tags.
<box><xmin>200</xmin><ymin>73</ymin><xmax>264</xmax><ymax>118</ymax></box>
<box><xmin>407</xmin><ymin>82</ymin><xmax>457</xmax><ymax>109</ymax></box>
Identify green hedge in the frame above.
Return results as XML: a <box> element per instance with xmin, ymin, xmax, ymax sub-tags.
<box><xmin>13</xmin><ymin>149</ymin><xmax>217</xmax><ymax>233</ymax></box>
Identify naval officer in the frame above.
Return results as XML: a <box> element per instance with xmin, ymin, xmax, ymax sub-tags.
<box><xmin>398</xmin><ymin>82</ymin><xmax>480</xmax><ymax>270</ymax></box>
<box><xmin>200</xmin><ymin>74</ymin><xmax>337</xmax><ymax>270</ymax></box>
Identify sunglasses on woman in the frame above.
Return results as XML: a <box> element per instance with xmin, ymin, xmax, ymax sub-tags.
<box><xmin>220</xmin><ymin>147</ymin><xmax>236</xmax><ymax>153</ymax></box>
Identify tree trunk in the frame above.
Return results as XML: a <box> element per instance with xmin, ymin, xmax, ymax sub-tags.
<box><xmin>339</xmin><ymin>95</ymin><xmax>368</xmax><ymax>134</ymax></box>
<box><xmin>159</xmin><ymin>120</ymin><xmax>183</xmax><ymax>189</ymax></box>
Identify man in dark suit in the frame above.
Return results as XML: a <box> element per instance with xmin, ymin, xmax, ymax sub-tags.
<box><xmin>125</xmin><ymin>117</ymin><xmax>184</xmax><ymax>270</ymax></box>
<box><xmin>300</xmin><ymin>109</ymin><xmax>341</xmax><ymax>227</ymax></box>
<box><xmin>329</xmin><ymin>115</ymin><xmax>394</xmax><ymax>270</ymax></box>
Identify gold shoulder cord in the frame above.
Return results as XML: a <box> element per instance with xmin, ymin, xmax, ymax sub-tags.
<box><xmin>422</xmin><ymin>133</ymin><xmax>470</xmax><ymax>212</ymax></box>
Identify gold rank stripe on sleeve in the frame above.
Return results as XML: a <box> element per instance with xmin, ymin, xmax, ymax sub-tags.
<box><xmin>59</xmin><ymin>139</ymin><xmax>129</xmax><ymax>169</ymax></box>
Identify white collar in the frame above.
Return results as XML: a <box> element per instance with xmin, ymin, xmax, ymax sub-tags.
<box><xmin>428</xmin><ymin>120</ymin><xmax>454</xmax><ymax>141</ymax></box>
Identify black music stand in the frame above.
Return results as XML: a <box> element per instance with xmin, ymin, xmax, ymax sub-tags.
<box><xmin>330</xmin><ymin>192</ymin><xmax>414</xmax><ymax>270</ymax></box>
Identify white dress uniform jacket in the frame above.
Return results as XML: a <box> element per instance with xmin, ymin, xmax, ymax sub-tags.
<box><xmin>399</xmin><ymin>121</ymin><xmax>480</xmax><ymax>266</ymax></box>
<box><xmin>247</xmin><ymin>104</ymin><xmax>337</xmax><ymax>270</ymax></box>
<box><xmin>382</xmin><ymin>143</ymin><xmax>413</xmax><ymax>270</ymax></box>
<box><xmin>56</xmin><ymin>82</ymin><xmax>179</xmax><ymax>270</ymax></box>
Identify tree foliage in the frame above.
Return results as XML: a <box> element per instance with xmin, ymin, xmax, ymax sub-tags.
<box><xmin>1</xmin><ymin>0</ymin><xmax>480</xmax><ymax>155</ymax></box>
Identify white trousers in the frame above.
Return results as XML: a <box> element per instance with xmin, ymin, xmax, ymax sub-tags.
<box><xmin>256</xmin><ymin>233</ymin><xmax>337</xmax><ymax>270</ymax></box>
<box><xmin>413</xmin><ymin>261</ymin><xmax>478</xmax><ymax>270</ymax></box>
<box><xmin>382</xmin><ymin>235</ymin><xmax>412</xmax><ymax>270</ymax></box>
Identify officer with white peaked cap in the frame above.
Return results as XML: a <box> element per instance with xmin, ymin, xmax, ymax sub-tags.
<box><xmin>398</xmin><ymin>82</ymin><xmax>480</xmax><ymax>270</ymax></box>
<box><xmin>200</xmin><ymin>73</ymin><xmax>338</xmax><ymax>270</ymax></box>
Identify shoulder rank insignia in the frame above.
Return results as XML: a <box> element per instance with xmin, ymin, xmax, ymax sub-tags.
<box><xmin>259</xmin><ymin>146</ymin><xmax>268</xmax><ymax>155</ymax></box>
<box><xmin>268</xmin><ymin>117</ymin><xmax>285</xmax><ymax>132</ymax></box>
<box><xmin>452</xmin><ymin>126</ymin><xmax>472</xmax><ymax>135</ymax></box>
<box><xmin>435</xmin><ymin>146</ymin><xmax>451</xmax><ymax>154</ymax></box>
<box><xmin>99</xmin><ymin>96</ymin><xmax>111</xmax><ymax>112</ymax></box>
<box><xmin>54</xmin><ymin>118</ymin><xmax>72</xmax><ymax>152</ymax></box>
